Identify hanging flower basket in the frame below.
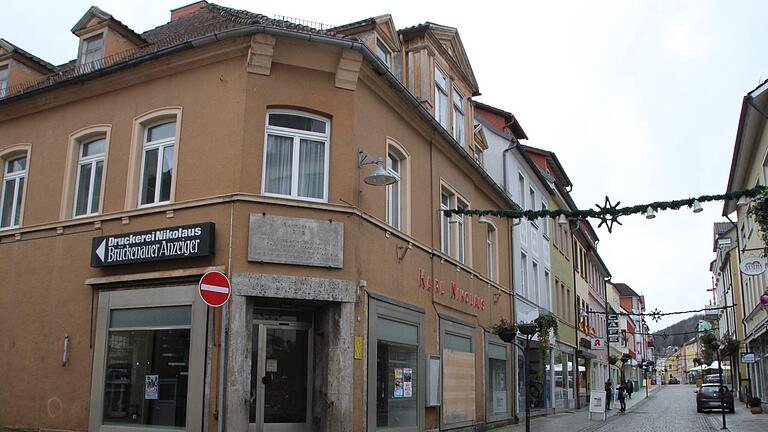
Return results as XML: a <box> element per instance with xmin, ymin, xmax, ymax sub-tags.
<box><xmin>490</xmin><ymin>318</ymin><xmax>517</xmax><ymax>343</ymax></box>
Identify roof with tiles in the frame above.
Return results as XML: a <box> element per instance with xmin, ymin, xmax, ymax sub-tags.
<box><xmin>0</xmin><ymin>39</ymin><xmax>58</xmax><ymax>73</ymax></box>
<box><xmin>2</xmin><ymin>2</ymin><xmax>351</xmax><ymax>100</ymax></box>
<box><xmin>713</xmin><ymin>222</ymin><xmax>732</xmax><ymax>236</ymax></box>
<box><xmin>613</xmin><ymin>282</ymin><xmax>639</xmax><ymax>298</ymax></box>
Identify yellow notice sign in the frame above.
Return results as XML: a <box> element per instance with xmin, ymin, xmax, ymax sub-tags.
<box><xmin>354</xmin><ymin>336</ymin><xmax>363</xmax><ymax>360</ymax></box>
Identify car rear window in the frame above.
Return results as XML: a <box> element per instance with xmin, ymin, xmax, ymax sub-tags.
<box><xmin>700</xmin><ymin>386</ymin><xmax>728</xmax><ymax>394</ymax></box>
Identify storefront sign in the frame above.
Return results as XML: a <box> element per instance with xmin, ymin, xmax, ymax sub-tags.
<box><xmin>418</xmin><ymin>269</ymin><xmax>486</xmax><ymax>311</ymax></box>
<box><xmin>589</xmin><ymin>390</ymin><xmax>607</xmax><ymax>420</ymax></box>
<box><xmin>579</xmin><ymin>338</ymin><xmax>592</xmax><ymax>349</ymax></box>
<box><xmin>591</xmin><ymin>338</ymin><xmax>605</xmax><ymax>350</ymax></box>
<box><xmin>90</xmin><ymin>222</ymin><xmax>215</xmax><ymax>267</ymax></box>
<box><xmin>740</xmin><ymin>257</ymin><xmax>767</xmax><ymax>275</ymax></box>
<box><xmin>740</xmin><ymin>352</ymin><xmax>757</xmax><ymax>364</ymax></box>
<box><xmin>248</xmin><ymin>214</ymin><xmax>343</xmax><ymax>268</ymax></box>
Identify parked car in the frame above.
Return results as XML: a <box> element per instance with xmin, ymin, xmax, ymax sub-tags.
<box><xmin>669</xmin><ymin>377</ymin><xmax>680</xmax><ymax>384</ymax></box>
<box><xmin>704</xmin><ymin>374</ymin><xmax>721</xmax><ymax>384</ymax></box>
<box><xmin>696</xmin><ymin>384</ymin><xmax>735</xmax><ymax>413</ymax></box>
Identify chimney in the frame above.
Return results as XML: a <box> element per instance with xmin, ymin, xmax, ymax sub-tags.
<box><xmin>170</xmin><ymin>1</ymin><xmax>209</xmax><ymax>21</ymax></box>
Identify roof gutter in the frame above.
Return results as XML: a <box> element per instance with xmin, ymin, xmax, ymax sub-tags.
<box><xmin>1</xmin><ymin>23</ymin><xmax>519</xmax><ymax>212</ymax></box>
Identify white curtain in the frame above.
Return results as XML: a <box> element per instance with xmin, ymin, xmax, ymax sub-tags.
<box><xmin>298</xmin><ymin>139</ymin><xmax>324</xmax><ymax>199</ymax></box>
<box><xmin>265</xmin><ymin>134</ymin><xmax>293</xmax><ymax>195</ymax></box>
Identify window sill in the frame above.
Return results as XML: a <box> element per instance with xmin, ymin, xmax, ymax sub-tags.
<box><xmin>137</xmin><ymin>200</ymin><xmax>173</xmax><ymax>210</ymax></box>
<box><xmin>261</xmin><ymin>191</ymin><xmax>327</xmax><ymax>204</ymax></box>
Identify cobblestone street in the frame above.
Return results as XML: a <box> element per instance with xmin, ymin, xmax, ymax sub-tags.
<box><xmin>493</xmin><ymin>385</ymin><xmax>768</xmax><ymax>432</ymax></box>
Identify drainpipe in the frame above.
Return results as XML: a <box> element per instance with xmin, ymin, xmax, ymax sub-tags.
<box><xmin>571</xmin><ymin>220</ymin><xmax>580</xmax><ymax>409</ymax></box>
<box><xmin>725</xmin><ymin>213</ymin><xmax>752</xmax><ymax>400</ymax></box>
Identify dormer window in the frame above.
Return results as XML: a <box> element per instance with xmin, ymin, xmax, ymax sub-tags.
<box><xmin>473</xmin><ymin>143</ymin><xmax>483</xmax><ymax>166</ymax></box>
<box><xmin>375</xmin><ymin>38</ymin><xmax>391</xmax><ymax>69</ymax></box>
<box><xmin>0</xmin><ymin>65</ymin><xmax>8</xmax><ymax>97</ymax></box>
<box><xmin>80</xmin><ymin>34</ymin><xmax>104</xmax><ymax>67</ymax></box>
<box><xmin>435</xmin><ymin>66</ymin><xmax>449</xmax><ymax>128</ymax></box>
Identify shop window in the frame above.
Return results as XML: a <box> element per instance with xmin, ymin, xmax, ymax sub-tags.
<box><xmin>73</xmin><ymin>137</ymin><xmax>106</xmax><ymax>217</ymax></box>
<box><xmin>441</xmin><ymin>319</ymin><xmax>475</xmax><ymax>427</ymax></box>
<box><xmin>1</xmin><ymin>153</ymin><xmax>27</xmax><ymax>229</ymax></box>
<box><xmin>368</xmin><ymin>299</ymin><xmax>423</xmax><ymax>431</ymax></box>
<box><xmin>89</xmin><ymin>285</ymin><xmax>205</xmax><ymax>432</ymax></box>
<box><xmin>263</xmin><ymin>111</ymin><xmax>329</xmax><ymax>202</ymax></box>
<box><xmin>486</xmin><ymin>335</ymin><xmax>509</xmax><ymax>420</ymax></box>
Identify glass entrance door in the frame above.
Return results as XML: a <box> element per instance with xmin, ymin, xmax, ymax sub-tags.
<box><xmin>249</xmin><ymin>320</ymin><xmax>312</xmax><ymax>432</ymax></box>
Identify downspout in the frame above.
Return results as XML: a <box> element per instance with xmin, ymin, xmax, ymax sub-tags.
<box><xmin>726</xmin><ymin>213</ymin><xmax>751</xmax><ymax>399</ymax></box>
<box><xmin>571</xmin><ymin>221</ymin><xmax>580</xmax><ymax>409</ymax></box>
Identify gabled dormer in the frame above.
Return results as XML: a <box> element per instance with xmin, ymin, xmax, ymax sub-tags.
<box><xmin>0</xmin><ymin>39</ymin><xmax>56</xmax><ymax>97</ymax></box>
<box><xmin>71</xmin><ymin>6</ymin><xmax>146</xmax><ymax>68</ymax></box>
<box><xmin>333</xmin><ymin>14</ymin><xmax>401</xmax><ymax>73</ymax></box>
<box><xmin>398</xmin><ymin>23</ymin><xmax>479</xmax><ymax>150</ymax></box>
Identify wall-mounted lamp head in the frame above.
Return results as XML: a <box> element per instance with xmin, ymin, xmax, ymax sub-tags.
<box><xmin>358</xmin><ymin>150</ymin><xmax>398</xmax><ymax>186</ymax></box>
<box><xmin>557</xmin><ymin>214</ymin><xmax>568</xmax><ymax>225</ymax></box>
<box><xmin>737</xmin><ymin>196</ymin><xmax>749</xmax><ymax>207</ymax></box>
<box><xmin>692</xmin><ymin>200</ymin><xmax>703</xmax><ymax>213</ymax></box>
<box><xmin>645</xmin><ymin>207</ymin><xmax>656</xmax><ymax>219</ymax></box>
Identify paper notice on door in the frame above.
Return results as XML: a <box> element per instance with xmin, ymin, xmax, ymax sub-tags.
<box><xmin>394</xmin><ymin>368</ymin><xmax>404</xmax><ymax>398</ymax></box>
<box><xmin>266</xmin><ymin>358</ymin><xmax>278</xmax><ymax>373</ymax></box>
<box><xmin>493</xmin><ymin>391</ymin><xmax>507</xmax><ymax>413</ymax></box>
<box><xmin>145</xmin><ymin>375</ymin><xmax>159</xmax><ymax>400</ymax></box>
<box><xmin>403</xmin><ymin>367</ymin><xmax>413</xmax><ymax>397</ymax></box>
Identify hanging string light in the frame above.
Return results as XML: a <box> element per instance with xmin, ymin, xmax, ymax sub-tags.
<box><xmin>443</xmin><ymin>186</ymin><xmax>767</xmax><ymax>233</ymax></box>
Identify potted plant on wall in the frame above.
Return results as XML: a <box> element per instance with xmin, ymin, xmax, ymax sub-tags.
<box><xmin>490</xmin><ymin>318</ymin><xmax>517</xmax><ymax>343</ymax></box>
<box><xmin>748</xmin><ymin>397</ymin><xmax>763</xmax><ymax>414</ymax></box>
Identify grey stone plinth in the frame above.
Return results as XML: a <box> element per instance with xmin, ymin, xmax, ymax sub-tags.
<box><xmin>232</xmin><ymin>273</ymin><xmax>356</xmax><ymax>302</ymax></box>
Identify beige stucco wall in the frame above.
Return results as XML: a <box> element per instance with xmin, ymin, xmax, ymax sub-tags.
<box><xmin>0</xmin><ymin>33</ymin><xmax>517</xmax><ymax>431</ymax></box>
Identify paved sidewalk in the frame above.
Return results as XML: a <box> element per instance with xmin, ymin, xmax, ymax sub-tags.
<box><xmin>490</xmin><ymin>385</ymin><xmax>660</xmax><ymax>432</ymax></box>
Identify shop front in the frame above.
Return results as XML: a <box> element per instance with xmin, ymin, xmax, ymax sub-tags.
<box><xmin>552</xmin><ymin>344</ymin><xmax>576</xmax><ymax>410</ymax></box>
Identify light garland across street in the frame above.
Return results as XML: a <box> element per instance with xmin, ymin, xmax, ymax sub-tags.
<box><xmin>443</xmin><ymin>186</ymin><xmax>767</xmax><ymax>232</ymax></box>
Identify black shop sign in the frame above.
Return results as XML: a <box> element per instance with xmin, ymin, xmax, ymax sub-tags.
<box><xmin>91</xmin><ymin>222</ymin><xmax>215</xmax><ymax>267</ymax></box>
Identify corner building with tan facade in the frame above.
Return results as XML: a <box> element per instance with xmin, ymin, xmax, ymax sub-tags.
<box><xmin>0</xmin><ymin>3</ymin><xmax>523</xmax><ymax>432</ymax></box>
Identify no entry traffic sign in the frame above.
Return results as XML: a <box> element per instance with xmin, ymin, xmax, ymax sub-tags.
<box><xmin>199</xmin><ymin>271</ymin><xmax>231</xmax><ymax>307</ymax></box>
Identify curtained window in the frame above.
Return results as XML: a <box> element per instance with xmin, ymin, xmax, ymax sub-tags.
<box><xmin>263</xmin><ymin>112</ymin><xmax>329</xmax><ymax>201</ymax></box>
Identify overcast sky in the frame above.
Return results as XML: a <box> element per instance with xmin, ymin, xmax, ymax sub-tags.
<box><xmin>6</xmin><ymin>1</ymin><xmax>768</xmax><ymax>331</ymax></box>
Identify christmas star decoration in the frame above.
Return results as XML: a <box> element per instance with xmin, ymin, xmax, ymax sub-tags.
<box><xmin>595</xmin><ymin>196</ymin><xmax>622</xmax><ymax>233</ymax></box>
<box><xmin>649</xmin><ymin>308</ymin><xmax>663</xmax><ymax>322</ymax></box>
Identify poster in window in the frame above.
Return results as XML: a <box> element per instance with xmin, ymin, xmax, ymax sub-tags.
<box><xmin>394</xmin><ymin>368</ymin><xmax>404</xmax><ymax>398</ymax></box>
<box><xmin>493</xmin><ymin>391</ymin><xmax>507</xmax><ymax>413</ymax></box>
<box><xmin>403</xmin><ymin>368</ymin><xmax>413</xmax><ymax>397</ymax></box>
<box><xmin>145</xmin><ymin>375</ymin><xmax>159</xmax><ymax>400</ymax></box>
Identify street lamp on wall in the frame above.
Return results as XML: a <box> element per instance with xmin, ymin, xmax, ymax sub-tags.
<box><xmin>357</xmin><ymin>149</ymin><xmax>398</xmax><ymax>186</ymax></box>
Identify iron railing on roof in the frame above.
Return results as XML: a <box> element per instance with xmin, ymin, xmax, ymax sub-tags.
<box><xmin>0</xmin><ymin>15</ymin><xmax>345</xmax><ymax>102</ymax></box>
<box><xmin>0</xmin><ymin>19</ymin><xmax>251</xmax><ymax>101</ymax></box>
<box><xmin>273</xmin><ymin>15</ymin><xmax>334</xmax><ymax>31</ymax></box>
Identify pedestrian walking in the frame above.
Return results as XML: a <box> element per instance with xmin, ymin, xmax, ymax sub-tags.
<box><xmin>617</xmin><ymin>381</ymin><xmax>627</xmax><ymax>412</ymax></box>
<box><xmin>604</xmin><ymin>379</ymin><xmax>613</xmax><ymax>410</ymax></box>
<box><xmin>626</xmin><ymin>379</ymin><xmax>634</xmax><ymax>399</ymax></box>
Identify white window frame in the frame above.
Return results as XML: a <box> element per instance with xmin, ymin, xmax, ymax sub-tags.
<box><xmin>473</xmin><ymin>143</ymin><xmax>483</xmax><ymax>166</ymax></box>
<box><xmin>452</xmin><ymin>87</ymin><xmax>465</xmax><ymax>144</ymax></box>
<box><xmin>88</xmin><ymin>284</ymin><xmax>206</xmax><ymax>432</ymax></box>
<box><xmin>73</xmin><ymin>137</ymin><xmax>106</xmax><ymax>217</ymax></box>
<box><xmin>80</xmin><ymin>32</ymin><xmax>104</xmax><ymax>67</ymax></box>
<box><xmin>434</xmin><ymin>65</ymin><xmax>449</xmax><ymax>128</ymax></box>
<box><xmin>532</xmin><ymin>260</ymin><xmax>540</xmax><ymax>303</ymax></box>
<box><xmin>139</xmin><ymin>120</ymin><xmax>177</xmax><ymax>207</ymax></box>
<box><xmin>386</xmin><ymin>151</ymin><xmax>402</xmax><ymax>229</ymax></box>
<box><xmin>456</xmin><ymin>199</ymin><xmax>467</xmax><ymax>264</ymax></box>
<box><xmin>1</xmin><ymin>154</ymin><xmax>27</xmax><ymax>229</ymax></box>
<box><xmin>375</xmin><ymin>37</ymin><xmax>391</xmax><ymax>69</ymax></box>
<box><xmin>441</xmin><ymin>190</ymin><xmax>452</xmax><ymax>255</ymax></box>
<box><xmin>521</xmin><ymin>252</ymin><xmax>529</xmax><ymax>297</ymax></box>
<box><xmin>518</xmin><ymin>173</ymin><xmax>525</xmax><ymax>209</ymax></box>
<box><xmin>0</xmin><ymin>64</ymin><xmax>8</xmax><ymax>97</ymax></box>
<box><xmin>261</xmin><ymin>110</ymin><xmax>330</xmax><ymax>203</ymax></box>
<box><xmin>541</xmin><ymin>201</ymin><xmax>549</xmax><ymax>238</ymax></box>
<box><xmin>487</xmin><ymin>224</ymin><xmax>496</xmax><ymax>281</ymax></box>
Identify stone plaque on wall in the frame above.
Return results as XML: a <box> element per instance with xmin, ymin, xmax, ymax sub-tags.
<box><xmin>248</xmin><ymin>214</ymin><xmax>343</xmax><ymax>268</ymax></box>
